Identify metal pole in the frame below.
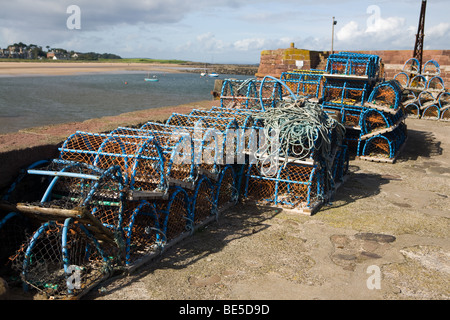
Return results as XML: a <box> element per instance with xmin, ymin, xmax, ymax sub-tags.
<box><xmin>331</xmin><ymin>17</ymin><xmax>337</xmax><ymax>54</ymax></box>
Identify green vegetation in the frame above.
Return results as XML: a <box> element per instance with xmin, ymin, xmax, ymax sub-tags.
<box><xmin>101</xmin><ymin>58</ymin><xmax>190</xmax><ymax>64</ymax></box>
<box><xmin>0</xmin><ymin>41</ymin><xmax>191</xmax><ymax>64</ymax></box>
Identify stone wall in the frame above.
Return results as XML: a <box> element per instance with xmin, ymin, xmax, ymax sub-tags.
<box><xmin>255</xmin><ymin>43</ymin><xmax>329</xmax><ymax>78</ymax></box>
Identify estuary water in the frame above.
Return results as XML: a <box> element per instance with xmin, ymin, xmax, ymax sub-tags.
<box><xmin>0</xmin><ymin>71</ymin><xmax>251</xmax><ymax>134</ymax></box>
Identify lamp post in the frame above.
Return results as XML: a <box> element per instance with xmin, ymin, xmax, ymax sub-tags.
<box><xmin>331</xmin><ymin>17</ymin><xmax>337</xmax><ymax>54</ymax></box>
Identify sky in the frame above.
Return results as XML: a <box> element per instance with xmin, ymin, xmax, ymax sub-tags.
<box><xmin>0</xmin><ymin>0</ymin><xmax>449</xmax><ymax>64</ymax></box>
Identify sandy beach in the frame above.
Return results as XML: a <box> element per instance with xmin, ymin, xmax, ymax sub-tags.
<box><xmin>0</xmin><ymin>61</ymin><xmax>189</xmax><ymax>76</ymax></box>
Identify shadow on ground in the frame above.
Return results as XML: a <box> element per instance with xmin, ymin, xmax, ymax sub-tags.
<box><xmin>84</xmin><ymin>203</ymin><xmax>282</xmax><ymax>299</ymax></box>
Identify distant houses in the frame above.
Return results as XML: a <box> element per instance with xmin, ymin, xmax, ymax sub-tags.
<box><xmin>0</xmin><ymin>42</ymin><xmax>122</xmax><ymax>60</ymax></box>
<box><xmin>46</xmin><ymin>50</ymin><xmax>70</xmax><ymax>60</ymax></box>
<box><xmin>0</xmin><ymin>45</ymin><xmax>36</xmax><ymax>59</ymax></box>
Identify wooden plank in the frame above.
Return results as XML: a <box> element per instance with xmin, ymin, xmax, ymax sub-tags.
<box><xmin>324</xmin><ymin>73</ymin><xmax>370</xmax><ymax>81</ymax></box>
<box><xmin>363</xmin><ymin>102</ymin><xmax>401</xmax><ymax>115</ymax></box>
<box><xmin>360</xmin><ymin>116</ymin><xmax>406</xmax><ymax>141</ymax></box>
<box><xmin>197</xmin><ymin>168</ymin><xmax>219</xmax><ymax>181</ymax></box>
<box><xmin>402</xmin><ymin>98</ymin><xmax>418</xmax><ymax>105</ymax></box>
<box><xmin>357</xmin><ymin>155</ymin><xmax>396</xmax><ymax>164</ymax></box>
<box><xmin>15</xmin><ymin>204</ymin><xmax>83</xmax><ymax>220</ymax></box>
<box><xmin>127</xmin><ymin>190</ymin><xmax>169</xmax><ymax>200</ymax></box>
<box><xmin>10</xmin><ymin>203</ymin><xmax>117</xmax><ymax>244</ymax></box>
<box><xmin>419</xmin><ymin>101</ymin><xmax>438</xmax><ymax>110</ymax></box>
<box><xmin>358</xmin><ymin>137</ymin><xmax>408</xmax><ymax>164</ymax></box>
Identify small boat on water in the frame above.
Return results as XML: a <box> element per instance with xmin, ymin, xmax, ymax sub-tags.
<box><xmin>145</xmin><ymin>73</ymin><xmax>159</xmax><ymax>82</ymax></box>
<box><xmin>208</xmin><ymin>72</ymin><xmax>219</xmax><ymax>78</ymax></box>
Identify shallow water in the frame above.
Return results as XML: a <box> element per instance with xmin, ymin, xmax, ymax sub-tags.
<box><xmin>0</xmin><ymin>72</ymin><xmax>251</xmax><ymax>134</ymax></box>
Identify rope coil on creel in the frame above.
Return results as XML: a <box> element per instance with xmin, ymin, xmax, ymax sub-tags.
<box><xmin>256</xmin><ymin>97</ymin><xmax>346</xmax><ymax>179</ymax></box>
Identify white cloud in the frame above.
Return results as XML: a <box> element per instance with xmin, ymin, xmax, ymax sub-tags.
<box><xmin>1</xmin><ymin>1</ymin><xmax>449</xmax><ymax>63</ymax></box>
<box><xmin>335</xmin><ymin>15</ymin><xmax>415</xmax><ymax>50</ymax></box>
<box><xmin>426</xmin><ymin>22</ymin><xmax>450</xmax><ymax>38</ymax></box>
<box><xmin>424</xmin><ymin>22</ymin><xmax>450</xmax><ymax>49</ymax></box>
<box><xmin>366</xmin><ymin>16</ymin><xmax>405</xmax><ymax>35</ymax></box>
<box><xmin>233</xmin><ymin>38</ymin><xmax>267</xmax><ymax>51</ymax></box>
<box><xmin>336</xmin><ymin>21</ymin><xmax>364</xmax><ymax>42</ymax></box>
<box><xmin>195</xmin><ymin>32</ymin><xmax>227</xmax><ymax>52</ymax></box>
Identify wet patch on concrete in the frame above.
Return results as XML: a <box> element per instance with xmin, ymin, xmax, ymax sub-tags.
<box><xmin>330</xmin><ymin>233</ymin><xmax>396</xmax><ymax>271</ymax></box>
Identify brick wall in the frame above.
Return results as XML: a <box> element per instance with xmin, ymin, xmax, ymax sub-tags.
<box><xmin>256</xmin><ymin>47</ymin><xmax>450</xmax><ymax>85</ymax></box>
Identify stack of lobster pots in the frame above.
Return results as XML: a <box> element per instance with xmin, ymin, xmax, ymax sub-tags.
<box><xmin>219</xmin><ymin>76</ymin><xmax>349</xmax><ymax>216</ymax></box>
<box><xmin>0</xmin><ymin>106</ymin><xmax>259</xmax><ymax>299</ymax></box>
<box><xmin>302</xmin><ymin>51</ymin><xmax>409</xmax><ymax>163</ymax></box>
<box><xmin>394</xmin><ymin>58</ymin><xmax>449</xmax><ymax>121</ymax></box>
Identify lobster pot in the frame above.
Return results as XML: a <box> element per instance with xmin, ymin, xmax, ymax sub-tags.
<box><xmin>189</xmin><ymin>176</ymin><xmax>215</xmax><ymax>225</ymax></box>
<box><xmin>147</xmin><ymin>186</ymin><xmax>192</xmax><ymax>244</ymax></box>
<box><xmin>322</xmin><ymin>78</ymin><xmax>370</xmax><ymax>108</ymax></box>
<box><xmin>422</xmin><ymin>60</ymin><xmax>441</xmax><ymax>77</ymax></box>
<box><xmin>440</xmin><ymin>107</ymin><xmax>450</xmax><ymax>121</ymax></box>
<box><xmin>326</xmin><ymin>52</ymin><xmax>381</xmax><ymax>78</ymax></box>
<box><xmin>12</xmin><ymin>219</ymin><xmax>111</xmax><ymax>299</ymax></box>
<box><xmin>422</xmin><ymin>104</ymin><xmax>440</xmax><ymax>120</ymax></box>
<box><xmin>189</xmin><ymin>109</ymin><xmax>255</xmax><ymax>130</ymax></box>
<box><xmin>243</xmin><ymin>163</ymin><xmax>277</xmax><ymax>206</ymax></box>
<box><xmin>408</xmin><ymin>75</ymin><xmax>427</xmax><ymax>91</ymax></box>
<box><xmin>393</xmin><ymin>72</ymin><xmax>410</xmax><ymax>88</ymax></box>
<box><xmin>439</xmin><ymin>93</ymin><xmax>450</xmax><ymax>121</ymax></box>
<box><xmin>418</xmin><ymin>91</ymin><xmax>438</xmax><ymax>110</ymax></box>
<box><xmin>167</xmin><ymin>114</ymin><xmax>242</xmax><ymax>176</ymax></box>
<box><xmin>142</xmin><ymin>120</ymin><xmax>240</xmax><ymax>179</ymax></box>
<box><xmin>93</xmin><ymin>136</ymin><xmax>165</xmax><ymax>194</ymax></box>
<box><xmin>426</xmin><ymin>76</ymin><xmax>445</xmax><ymax>93</ymax></box>
<box><xmin>140</xmin><ymin>121</ymin><xmax>178</xmax><ymax>133</ymax></box>
<box><xmin>110</xmin><ymin>127</ymin><xmax>174</xmax><ymax>149</ymax></box>
<box><xmin>249</xmin><ymin>79</ymin><xmax>283</xmax><ymax>110</ymax></box>
<box><xmin>366</xmin><ymin>80</ymin><xmax>403</xmax><ymax>113</ymax></box>
<box><xmin>359</xmin><ymin>108</ymin><xmax>406</xmax><ymax>138</ymax></box>
<box><xmin>244</xmin><ymin>162</ymin><xmax>325</xmax><ymax>214</ymax></box>
<box><xmin>113</xmin><ymin>127</ymin><xmax>196</xmax><ymax>185</ymax></box>
<box><xmin>60</xmin><ymin>131</ymin><xmax>161</xmax><ymax>165</ymax></box>
<box><xmin>275</xmin><ymin>163</ymin><xmax>323</xmax><ymax>211</ymax></box>
<box><xmin>210</xmin><ymin>106</ymin><xmax>263</xmax><ymax>116</ymax></box>
<box><xmin>220</xmin><ymin>79</ymin><xmax>258</xmax><ymax>109</ymax></box>
<box><xmin>280</xmin><ymin>71</ymin><xmax>324</xmax><ymax>99</ymax></box>
<box><xmin>59</xmin><ymin>133</ymin><xmax>166</xmax><ymax>194</ymax></box>
<box><xmin>401</xmin><ymin>88</ymin><xmax>419</xmax><ymax>105</ymax></box>
<box><xmin>213</xmin><ymin>165</ymin><xmax>238</xmax><ymax>212</ymax></box>
<box><xmin>59</xmin><ymin>132</ymin><xmax>109</xmax><ymax>165</ymax></box>
<box><xmin>124</xmin><ymin>201</ymin><xmax>162</xmax><ymax>265</ymax></box>
<box><xmin>402</xmin><ymin>58</ymin><xmax>421</xmax><ymax>76</ymax></box>
<box><xmin>404</xmin><ymin>103</ymin><xmax>420</xmax><ymax>118</ymax></box>
<box><xmin>166</xmin><ymin>113</ymin><xmax>238</xmax><ymax>132</ymax></box>
<box><xmin>358</xmin><ymin>123</ymin><xmax>407</xmax><ymax>162</ymax></box>
<box><xmin>340</xmin><ymin>107</ymin><xmax>364</xmax><ymax>128</ymax></box>
<box><xmin>11</xmin><ymin>161</ymin><xmax>125</xmax><ymax>236</ymax></box>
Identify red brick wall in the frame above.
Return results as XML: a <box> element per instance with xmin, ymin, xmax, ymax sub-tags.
<box><xmin>356</xmin><ymin>50</ymin><xmax>450</xmax><ymax>66</ymax></box>
<box><xmin>257</xmin><ymin>48</ymin><xmax>450</xmax><ymax>86</ymax></box>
